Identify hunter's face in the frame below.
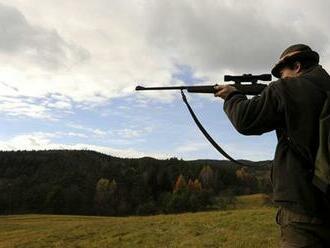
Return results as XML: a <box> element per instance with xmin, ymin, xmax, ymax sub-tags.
<box><xmin>279</xmin><ymin>65</ymin><xmax>301</xmax><ymax>79</ymax></box>
<box><xmin>280</xmin><ymin>67</ymin><xmax>297</xmax><ymax>79</ymax></box>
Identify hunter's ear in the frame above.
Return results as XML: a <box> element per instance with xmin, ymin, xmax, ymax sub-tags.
<box><xmin>294</xmin><ymin>62</ymin><xmax>302</xmax><ymax>73</ymax></box>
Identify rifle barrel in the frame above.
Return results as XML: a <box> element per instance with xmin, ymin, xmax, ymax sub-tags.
<box><xmin>136</xmin><ymin>86</ymin><xmax>188</xmax><ymax>91</ymax></box>
<box><xmin>136</xmin><ymin>83</ymin><xmax>267</xmax><ymax>95</ymax></box>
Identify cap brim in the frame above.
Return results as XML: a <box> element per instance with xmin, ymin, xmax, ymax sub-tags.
<box><xmin>271</xmin><ymin>61</ymin><xmax>285</xmax><ymax>78</ymax></box>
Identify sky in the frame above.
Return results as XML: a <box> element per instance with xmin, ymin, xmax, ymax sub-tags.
<box><xmin>0</xmin><ymin>0</ymin><xmax>330</xmax><ymax>161</ymax></box>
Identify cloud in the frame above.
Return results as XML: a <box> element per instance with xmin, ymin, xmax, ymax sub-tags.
<box><xmin>0</xmin><ymin>3</ymin><xmax>90</xmax><ymax>70</ymax></box>
<box><xmin>67</xmin><ymin>122</ymin><xmax>153</xmax><ymax>141</ymax></box>
<box><xmin>144</xmin><ymin>0</ymin><xmax>329</xmax><ymax>79</ymax></box>
<box><xmin>115</xmin><ymin>127</ymin><xmax>153</xmax><ymax>139</ymax></box>
<box><xmin>0</xmin><ymin>94</ymin><xmax>74</xmax><ymax>119</ymax></box>
<box><xmin>173</xmin><ymin>131</ymin><xmax>275</xmax><ymax>161</ymax></box>
<box><xmin>0</xmin><ymin>133</ymin><xmax>170</xmax><ymax>159</ymax></box>
<box><xmin>0</xmin><ymin>95</ymin><xmax>54</xmax><ymax>119</ymax></box>
<box><xmin>0</xmin><ymin>130</ymin><xmax>274</xmax><ymax>160</ymax></box>
<box><xmin>0</xmin><ymin>1</ymin><xmax>328</xmax><ymax>160</ymax></box>
<box><xmin>45</xmin><ymin>101</ymin><xmax>71</xmax><ymax>110</ymax></box>
<box><xmin>0</xmin><ymin>0</ymin><xmax>329</xmax><ymax>110</ymax></box>
<box><xmin>176</xmin><ymin>142</ymin><xmax>210</xmax><ymax>153</ymax></box>
<box><xmin>67</xmin><ymin>123</ymin><xmax>109</xmax><ymax>137</ymax></box>
<box><xmin>221</xmin><ymin>141</ymin><xmax>275</xmax><ymax>161</ymax></box>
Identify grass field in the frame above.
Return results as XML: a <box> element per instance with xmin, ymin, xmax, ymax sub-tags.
<box><xmin>0</xmin><ymin>195</ymin><xmax>279</xmax><ymax>248</ymax></box>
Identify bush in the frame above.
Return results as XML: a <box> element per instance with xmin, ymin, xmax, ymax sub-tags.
<box><xmin>136</xmin><ymin>201</ymin><xmax>157</xmax><ymax>215</ymax></box>
<box><xmin>161</xmin><ymin>189</ymin><xmax>214</xmax><ymax>214</ymax></box>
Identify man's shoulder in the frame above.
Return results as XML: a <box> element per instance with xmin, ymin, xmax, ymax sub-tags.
<box><xmin>271</xmin><ymin>77</ymin><xmax>299</xmax><ymax>86</ymax></box>
<box><xmin>269</xmin><ymin>75</ymin><xmax>312</xmax><ymax>92</ymax></box>
<box><xmin>266</xmin><ymin>78</ymin><xmax>292</xmax><ymax>93</ymax></box>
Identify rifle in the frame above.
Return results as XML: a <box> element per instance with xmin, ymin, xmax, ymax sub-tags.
<box><xmin>135</xmin><ymin>74</ymin><xmax>272</xmax><ymax>166</ymax></box>
<box><xmin>136</xmin><ymin>74</ymin><xmax>271</xmax><ymax>95</ymax></box>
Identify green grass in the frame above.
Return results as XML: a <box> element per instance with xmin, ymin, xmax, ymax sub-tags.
<box><xmin>0</xmin><ymin>205</ymin><xmax>279</xmax><ymax>247</ymax></box>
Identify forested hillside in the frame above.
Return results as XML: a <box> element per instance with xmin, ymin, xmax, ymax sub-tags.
<box><xmin>0</xmin><ymin>150</ymin><xmax>272</xmax><ymax>216</ymax></box>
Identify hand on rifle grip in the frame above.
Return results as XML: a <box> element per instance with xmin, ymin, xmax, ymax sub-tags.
<box><xmin>214</xmin><ymin>85</ymin><xmax>238</xmax><ymax>100</ymax></box>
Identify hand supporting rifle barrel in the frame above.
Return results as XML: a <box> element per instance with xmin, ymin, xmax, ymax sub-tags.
<box><xmin>135</xmin><ymin>74</ymin><xmax>272</xmax><ymax>166</ymax></box>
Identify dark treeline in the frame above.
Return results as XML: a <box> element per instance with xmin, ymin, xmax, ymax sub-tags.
<box><xmin>0</xmin><ymin>150</ymin><xmax>272</xmax><ymax>216</ymax></box>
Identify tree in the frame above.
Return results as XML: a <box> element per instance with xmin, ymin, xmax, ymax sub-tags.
<box><xmin>95</xmin><ymin>178</ymin><xmax>118</xmax><ymax>215</ymax></box>
<box><xmin>235</xmin><ymin>167</ymin><xmax>258</xmax><ymax>194</ymax></box>
<box><xmin>187</xmin><ymin>179</ymin><xmax>194</xmax><ymax>191</ymax></box>
<box><xmin>199</xmin><ymin>165</ymin><xmax>215</xmax><ymax>189</ymax></box>
<box><xmin>173</xmin><ymin>175</ymin><xmax>187</xmax><ymax>193</ymax></box>
<box><xmin>44</xmin><ymin>185</ymin><xmax>65</xmax><ymax>213</ymax></box>
<box><xmin>109</xmin><ymin>179</ymin><xmax>117</xmax><ymax>193</ymax></box>
<box><xmin>192</xmin><ymin>179</ymin><xmax>202</xmax><ymax>192</ymax></box>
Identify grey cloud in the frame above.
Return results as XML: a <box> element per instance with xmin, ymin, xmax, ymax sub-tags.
<box><xmin>144</xmin><ymin>1</ymin><xmax>329</xmax><ymax>75</ymax></box>
<box><xmin>0</xmin><ymin>3</ymin><xmax>90</xmax><ymax>70</ymax></box>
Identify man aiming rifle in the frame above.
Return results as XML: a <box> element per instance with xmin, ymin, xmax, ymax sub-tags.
<box><xmin>214</xmin><ymin>44</ymin><xmax>330</xmax><ymax>247</ymax></box>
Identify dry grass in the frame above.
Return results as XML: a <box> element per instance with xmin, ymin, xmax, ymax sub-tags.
<box><xmin>232</xmin><ymin>193</ymin><xmax>273</xmax><ymax>209</ymax></box>
<box><xmin>0</xmin><ymin>205</ymin><xmax>279</xmax><ymax>248</ymax></box>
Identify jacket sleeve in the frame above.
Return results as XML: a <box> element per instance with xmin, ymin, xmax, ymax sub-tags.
<box><xmin>223</xmin><ymin>81</ymin><xmax>285</xmax><ymax>135</ymax></box>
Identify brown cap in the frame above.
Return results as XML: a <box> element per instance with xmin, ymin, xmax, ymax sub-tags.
<box><xmin>271</xmin><ymin>44</ymin><xmax>319</xmax><ymax>78</ymax></box>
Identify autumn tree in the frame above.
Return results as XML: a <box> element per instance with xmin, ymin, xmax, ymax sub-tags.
<box><xmin>187</xmin><ymin>179</ymin><xmax>194</xmax><ymax>191</ymax></box>
<box><xmin>199</xmin><ymin>165</ymin><xmax>215</xmax><ymax>189</ymax></box>
<box><xmin>235</xmin><ymin>167</ymin><xmax>258</xmax><ymax>194</ymax></box>
<box><xmin>173</xmin><ymin>174</ymin><xmax>187</xmax><ymax>193</ymax></box>
<box><xmin>193</xmin><ymin>179</ymin><xmax>202</xmax><ymax>192</ymax></box>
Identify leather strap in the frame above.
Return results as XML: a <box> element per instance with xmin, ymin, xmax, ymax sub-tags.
<box><xmin>180</xmin><ymin>90</ymin><xmax>248</xmax><ymax>166</ymax></box>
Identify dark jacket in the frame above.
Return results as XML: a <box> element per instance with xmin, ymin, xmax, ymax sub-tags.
<box><xmin>224</xmin><ymin>65</ymin><xmax>330</xmax><ymax>217</ymax></box>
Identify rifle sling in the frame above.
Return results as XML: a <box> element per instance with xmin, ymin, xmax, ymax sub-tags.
<box><xmin>180</xmin><ymin>90</ymin><xmax>247</xmax><ymax>166</ymax></box>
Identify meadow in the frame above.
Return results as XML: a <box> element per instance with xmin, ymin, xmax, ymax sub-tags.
<box><xmin>0</xmin><ymin>194</ymin><xmax>279</xmax><ymax>248</ymax></box>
